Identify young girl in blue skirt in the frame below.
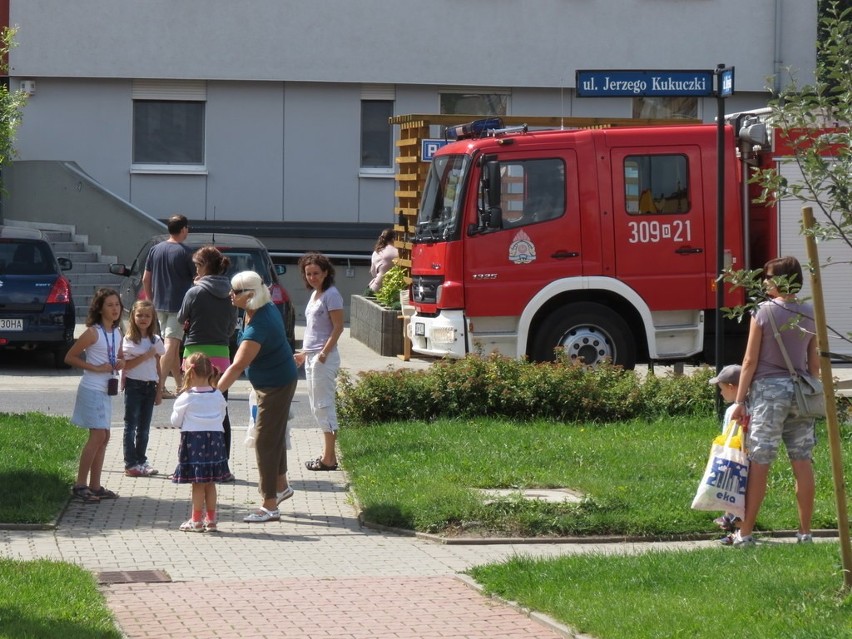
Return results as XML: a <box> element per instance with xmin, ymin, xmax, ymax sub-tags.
<box><xmin>170</xmin><ymin>352</ymin><xmax>230</xmax><ymax>532</ymax></box>
<box><xmin>65</xmin><ymin>288</ymin><xmax>125</xmax><ymax>503</ymax></box>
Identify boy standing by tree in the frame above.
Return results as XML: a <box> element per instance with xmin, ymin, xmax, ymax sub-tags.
<box><xmin>709</xmin><ymin>364</ymin><xmax>745</xmax><ymax>535</ymax></box>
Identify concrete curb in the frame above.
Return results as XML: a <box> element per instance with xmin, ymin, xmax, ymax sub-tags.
<box><xmin>356</xmin><ymin>511</ymin><xmax>842</xmax><ymax>546</ymax></box>
<box><xmin>454</xmin><ymin>573</ymin><xmax>592</xmax><ymax>639</ymax></box>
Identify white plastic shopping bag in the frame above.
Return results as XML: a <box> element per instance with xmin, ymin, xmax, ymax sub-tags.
<box><xmin>690</xmin><ymin>420</ymin><xmax>749</xmax><ymax>520</ymax></box>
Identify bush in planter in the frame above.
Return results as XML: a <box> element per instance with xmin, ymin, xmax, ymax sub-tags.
<box><xmin>374</xmin><ymin>265</ymin><xmax>407</xmax><ymax>310</ymax></box>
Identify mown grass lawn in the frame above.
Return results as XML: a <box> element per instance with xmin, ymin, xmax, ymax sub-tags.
<box><xmin>469</xmin><ymin>542</ymin><xmax>852</xmax><ymax>639</ymax></box>
<box><xmin>339</xmin><ymin>416</ymin><xmax>850</xmax><ymax>537</ymax></box>
<box><xmin>0</xmin><ymin>558</ymin><xmax>121</xmax><ymax>639</ymax></box>
<box><xmin>0</xmin><ymin>412</ymin><xmax>84</xmax><ymax>524</ymax></box>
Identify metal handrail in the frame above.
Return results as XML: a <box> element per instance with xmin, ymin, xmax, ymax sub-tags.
<box><xmin>269</xmin><ymin>252</ymin><xmax>370</xmax><ymax>261</ymax></box>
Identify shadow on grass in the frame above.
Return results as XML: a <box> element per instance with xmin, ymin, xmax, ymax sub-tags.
<box><xmin>0</xmin><ymin>469</ymin><xmax>70</xmax><ymax>525</ymax></box>
<box><xmin>359</xmin><ymin>503</ymin><xmax>412</xmax><ymax>530</ymax></box>
<box><xmin>0</xmin><ymin>605</ymin><xmax>121</xmax><ymax>639</ymax></box>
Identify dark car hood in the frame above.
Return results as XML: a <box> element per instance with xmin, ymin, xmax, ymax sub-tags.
<box><xmin>0</xmin><ymin>275</ymin><xmax>56</xmax><ymax>311</ymax></box>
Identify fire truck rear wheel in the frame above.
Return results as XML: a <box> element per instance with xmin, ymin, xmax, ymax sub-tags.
<box><xmin>533</xmin><ymin>302</ymin><xmax>636</xmax><ymax>369</ymax></box>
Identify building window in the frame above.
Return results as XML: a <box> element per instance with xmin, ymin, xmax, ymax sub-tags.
<box><xmin>133</xmin><ymin>100</ymin><xmax>205</xmax><ymax>165</ymax></box>
<box><xmin>624</xmin><ymin>155</ymin><xmax>689</xmax><ymax>215</ymax></box>
<box><xmin>360</xmin><ymin>100</ymin><xmax>393</xmax><ymax>168</ymax></box>
<box><xmin>632</xmin><ymin>97</ymin><xmax>698</xmax><ymax>120</ymax></box>
<box><xmin>440</xmin><ymin>92</ymin><xmax>508</xmax><ymax>116</ymax></box>
<box><xmin>131</xmin><ymin>80</ymin><xmax>207</xmax><ymax>171</ymax></box>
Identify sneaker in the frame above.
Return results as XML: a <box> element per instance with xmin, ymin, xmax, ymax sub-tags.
<box><xmin>796</xmin><ymin>532</ymin><xmax>813</xmax><ymax>544</ymax></box>
<box><xmin>731</xmin><ymin>532</ymin><xmax>755</xmax><ymax>548</ymax></box>
<box><xmin>124</xmin><ymin>465</ymin><xmax>144</xmax><ymax>477</ymax></box>
<box><xmin>718</xmin><ymin>533</ymin><xmax>735</xmax><ymax>546</ymax></box>
<box><xmin>140</xmin><ymin>462</ymin><xmax>159</xmax><ymax>476</ymax></box>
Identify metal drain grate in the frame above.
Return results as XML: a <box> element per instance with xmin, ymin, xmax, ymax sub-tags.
<box><xmin>98</xmin><ymin>570</ymin><xmax>172</xmax><ymax>584</ymax></box>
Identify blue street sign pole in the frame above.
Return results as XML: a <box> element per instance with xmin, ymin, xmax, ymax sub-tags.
<box><xmin>714</xmin><ymin>64</ymin><xmax>734</xmax><ymax>416</ymax></box>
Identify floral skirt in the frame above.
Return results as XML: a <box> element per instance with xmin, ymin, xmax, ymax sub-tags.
<box><xmin>171</xmin><ymin>431</ymin><xmax>231</xmax><ymax>484</ymax></box>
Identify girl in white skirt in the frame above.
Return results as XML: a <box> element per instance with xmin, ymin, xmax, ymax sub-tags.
<box><xmin>170</xmin><ymin>352</ymin><xmax>230</xmax><ymax>532</ymax></box>
<box><xmin>66</xmin><ymin>288</ymin><xmax>125</xmax><ymax>503</ymax></box>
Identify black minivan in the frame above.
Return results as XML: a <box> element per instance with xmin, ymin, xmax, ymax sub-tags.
<box><xmin>0</xmin><ymin>226</ymin><xmax>75</xmax><ymax>367</ymax></box>
<box><xmin>110</xmin><ymin>233</ymin><xmax>296</xmax><ymax>350</ymax></box>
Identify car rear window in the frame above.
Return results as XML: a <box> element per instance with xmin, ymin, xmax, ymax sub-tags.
<box><xmin>0</xmin><ymin>240</ymin><xmax>55</xmax><ymax>275</ymax></box>
<box><xmin>221</xmin><ymin>249</ymin><xmax>272</xmax><ymax>284</ymax></box>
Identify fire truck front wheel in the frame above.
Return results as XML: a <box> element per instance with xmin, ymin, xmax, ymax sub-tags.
<box><xmin>533</xmin><ymin>302</ymin><xmax>636</xmax><ymax>369</ymax></box>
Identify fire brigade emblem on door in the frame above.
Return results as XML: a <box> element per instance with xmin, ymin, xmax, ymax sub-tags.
<box><xmin>508</xmin><ymin>230</ymin><xmax>536</xmax><ymax>264</ymax></box>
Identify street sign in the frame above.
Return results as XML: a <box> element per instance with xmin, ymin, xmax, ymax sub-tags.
<box><xmin>718</xmin><ymin>67</ymin><xmax>735</xmax><ymax>97</ymax></box>
<box><xmin>421</xmin><ymin>139</ymin><xmax>448</xmax><ymax>162</ymax></box>
<box><xmin>576</xmin><ymin>70</ymin><xmax>715</xmax><ymax>98</ymax></box>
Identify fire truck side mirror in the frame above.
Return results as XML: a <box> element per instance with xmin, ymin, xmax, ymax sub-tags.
<box><xmin>485</xmin><ymin>160</ymin><xmax>502</xmax><ymax>209</ymax></box>
<box><xmin>485</xmin><ymin>160</ymin><xmax>503</xmax><ymax>228</ymax></box>
<box><xmin>487</xmin><ymin>205</ymin><xmax>503</xmax><ymax>228</ymax></box>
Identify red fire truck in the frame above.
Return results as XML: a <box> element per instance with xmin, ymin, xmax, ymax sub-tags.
<box><xmin>407</xmin><ymin>114</ymin><xmax>779</xmax><ymax>368</ymax></box>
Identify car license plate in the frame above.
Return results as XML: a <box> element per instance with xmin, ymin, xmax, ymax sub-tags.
<box><xmin>0</xmin><ymin>318</ymin><xmax>23</xmax><ymax>331</ymax></box>
<box><xmin>415</xmin><ymin>322</ymin><xmax>425</xmax><ymax>336</ymax></box>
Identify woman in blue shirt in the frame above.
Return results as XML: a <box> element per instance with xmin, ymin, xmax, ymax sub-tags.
<box><xmin>218</xmin><ymin>270</ymin><xmax>298</xmax><ymax>523</ymax></box>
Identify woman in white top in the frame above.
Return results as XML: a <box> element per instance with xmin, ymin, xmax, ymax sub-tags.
<box><xmin>368</xmin><ymin>228</ymin><xmax>398</xmax><ymax>294</ymax></box>
<box><xmin>294</xmin><ymin>252</ymin><xmax>344</xmax><ymax>471</ymax></box>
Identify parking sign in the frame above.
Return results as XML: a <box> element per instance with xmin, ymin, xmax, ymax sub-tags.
<box><xmin>421</xmin><ymin>139</ymin><xmax>448</xmax><ymax>162</ymax></box>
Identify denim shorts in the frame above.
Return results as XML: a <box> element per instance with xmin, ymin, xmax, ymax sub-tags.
<box><xmin>747</xmin><ymin>377</ymin><xmax>816</xmax><ymax>465</ymax></box>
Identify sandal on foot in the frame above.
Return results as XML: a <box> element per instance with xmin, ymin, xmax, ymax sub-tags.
<box><xmin>179</xmin><ymin>519</ymin><xmax>205</xmax><ymax>532</ymax></box>
<box><xmin>91</xmin><ymin>486</ymin><xmax>118</xmax><ymax>499</ymax></box>
<box><xmin>305</xmin><ymin>458</ymin><xmax>338</xmax><ymax>471</ymax></box>
<box><xmin>203</xmin><ymin>520</ymin><xmax>218</xmax><ymax>533</ymax></box>
<box><xmin>72</xmin><ymin>485</ymin><xmax>100</xmax><ymax>504</ymax></box>
<box><xmin>276</xmin><ymin>486</ymin><xmax>294</xmax><ymax>505</ymax></box>
<box><xmin>243</xmin><ymin>507</ymin><xmax>280</xmax><ymax>523</ymax></box>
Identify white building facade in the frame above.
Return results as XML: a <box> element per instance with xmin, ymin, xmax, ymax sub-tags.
<box><xmin>3</xmin><ymin>0</ymin><xmax>817</xmax><ymax>254</ymax></box>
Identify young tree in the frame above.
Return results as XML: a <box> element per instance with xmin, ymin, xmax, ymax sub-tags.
<box><xmin>0</xmin><ymin>26</ymin><xmax>27</xmax><ymax>184</ymax></box>
<box><xmin>756</xmin><ymin>1</ymin><xmax>851</xmax><ymax>240</ymax></box>
<box><xmin>726</xmin><ymin>1</ymin><xmax>852</xmax><ymax>326</ymax></box>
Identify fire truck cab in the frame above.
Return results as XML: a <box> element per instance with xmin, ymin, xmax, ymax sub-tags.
<box><xmin>407</xmin><ymin>116</ymin><xmax>775</xmax><ymax>368</ymax></box>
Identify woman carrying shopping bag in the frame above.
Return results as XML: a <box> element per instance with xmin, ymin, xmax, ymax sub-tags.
<box><xmin>727</xmin><ymin>256</ymin><xmax>819</xmax><ymax>548</ymax></box>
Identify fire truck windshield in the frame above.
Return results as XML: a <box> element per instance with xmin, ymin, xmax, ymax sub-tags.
<box><xmin>414</xmin><ymin>154</ymin><xmax>470</xmax><ymax>242</ymax></box>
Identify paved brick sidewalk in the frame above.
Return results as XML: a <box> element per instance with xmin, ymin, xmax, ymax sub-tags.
<box><xmin>107</xmin><ymin>575</ymin><xmax>558</xmax><ymax>639</ymax></box>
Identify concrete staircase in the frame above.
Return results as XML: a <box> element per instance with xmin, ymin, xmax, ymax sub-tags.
<box><xmin>4</xmin><ymin>219</ymin><xmax>125</xmax><ymax>319</ymax></box>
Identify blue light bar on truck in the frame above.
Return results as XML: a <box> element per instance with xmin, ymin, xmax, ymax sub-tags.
<box><xmin>444</xmin><ymin>118</ymin><xmax>504</xmax><ymax>140</ymax></box>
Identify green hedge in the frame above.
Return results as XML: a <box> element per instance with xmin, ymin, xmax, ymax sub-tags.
<box><xmin>338</xmin><ymin>354</ymin><xmax>716</xmax><ymax>424</ymax></box>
